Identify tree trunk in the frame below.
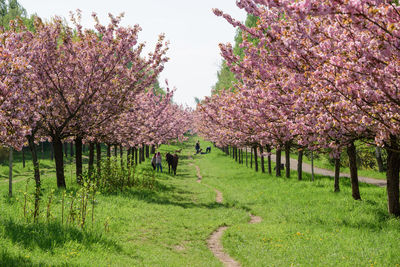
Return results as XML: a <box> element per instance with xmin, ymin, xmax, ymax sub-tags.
<box><xmin>127</xmin><ymin>148</ymin><xmax>131</xmax><ymax>167</ymax></box>
<box><xmin>285</xmin><ymin>143</ymin><xmax>291</xmax><ymax>178</ymax></box>
<box><xmin>141</xmin><ymin>144</ymin><xmax>145</xmax><ymax>162</ymax></box>
<box><xmin>75</xmin><ymin>136</ymin><xmax>83</xmax><ymax>184</ymax></box>
<box><xmin>22</xmin><ymin>147</ymin><xmax>25</xmax><ymax>168</ymax></box>
<box><xmin>267</xmin><ymin>146</ymin><xmax>272</xmax><ymax>174</ymax></box>
<box><xmin>64</xmin><ymin>142</ymin><xmax>68</xmax><ymax>157</ymax></box>
<box><xmin>334</xmin><ymin>156</ymin><xmax>340</xmax><ymax>192</ymax></box>
<box><xmin>260</xmin><ymin>146</ymin><xmax>265</xmax><ymax>173</ymax></box>
<box><xmin>347</xmin><ymin>141</ymin><xmax>361</xmax><ymax>200</ymax></box>
<box><xmin>246</xmin><ymin>147</ymin><xmax>248</xmax><ymax>167</ymax></box>
<box><xmin>139</xmin><ymin>147</ymin><xmax>142</xmax><ymax>164</ymax></box>
<box><xmin>146</xmin><ymin>145</ymin><xmax>149</xmax><ymax>158</ymax></box>
<box><xmin>96</xmin><ymin>143</ymin><xmax>101</xmax><ymax>176</ymax></box>
<box><xmin>70</xmin><ymin>142</ymin><xmax>74</xmax><ymax>157</ymax></box>
<box><xmin>107</xmin><ymin>144</ymin><xmax>111</xmax><ymax>159</ymax></box>
<box><xmin>254</xmin><ymin>145</ymin><xmax>258</xmax><ymax>172</ymax></box>
<box><xmin>375</xmin><ymin>147</ymin><xmax>384</xmax><ymax>173</ymax></box>
<box><xmin>235</xmin><ymin>147</ymin><xmax>238</xmax><ymax>162</ymax></box>
<box><xmin>135</xmin><ymin>147</ymin><xmax>138</xmax><ymax>165</ymax></box>
<box><xmin>250</xmin><ymin>147</ymin><xmax>253</xmax><ymax>168</ymax></box>
<box><xmin>386</xmin><ymin>136</ymin><xmax>400</xmax><ymax>216</ymax></box>
<box><xmin>114</xmin><ymin>145</ymin><xmax>118</xmax><ymax>157</ymax></box>
<box><xmin>276</xmin><ymin>149</ymin><xmax>282</xmax><ymax>177</ymax></box>
<box><xmin>151</xmin><ymin>145</ymin><xmax>155</xmax><ymax>154</ymax></box>
<box><xmin>88</xmin><ymin>143</ymin><xmax>95</xmax><ymax>178</ymax></box>
<box><xmin>120</xmin><ymin>145</ymin><xmax>124</xmax><ymax>167</ymax></box>
<box><xmin>28</xmin><ymin>135</ymin><xmax>41</xmax><ymax>222</ymax></box>
<box><xmin>297</xmin><ymin>149</ymin><xmax>303</xmax><ymax>181</ymax></box>
<box><xmin>53</xmin><ymin>136</ymin><xmax>66</xmax><ymax>188</ymax></box>
<box><xmin>50</xmin><ymin>142</ymin><xmax>54</xmax><ymax>161</ymax></box>
<box><xmin>8</xmin><ymin>147</ymin><xmax>12</xmax><ymax>197</ymax></box>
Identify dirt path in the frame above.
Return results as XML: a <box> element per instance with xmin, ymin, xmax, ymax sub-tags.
<box><xmin>270</xmin><ymin>154</ymin><xmax>387</xmax><ymax>187</ymax></box>
<box><xmin>249</xmin><ymin>214</ymin><xmax>262</xmax><ymax>224</ymax></box>
<box><xmin>189</xmin><ymin>154</ymin><xmax>262</xmax><ymax>266</ymax></box>
<box><xmin>207</xmin><ymin>227</ymin><xmax>241</xmax><ymax>267</ymax></box>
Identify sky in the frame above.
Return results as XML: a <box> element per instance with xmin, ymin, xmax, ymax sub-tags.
<box><xmin>18</xmin><ymin>0</ymin><xmax>247</xmax><ymax>108</ymax></box>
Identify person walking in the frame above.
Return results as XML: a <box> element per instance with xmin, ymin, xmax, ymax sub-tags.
<box><xmin>156</xmin><ymin>152</ymin><xmax>162</xmax><ymax>172</ymax></box>
<box><xmin>195</xmin><ymin>141</ymin><xmax>200</xmax><ymax>154</ymax></box>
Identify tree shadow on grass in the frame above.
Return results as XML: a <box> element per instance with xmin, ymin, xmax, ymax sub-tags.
<box><xmin>309</xmin><ymin>207</ymin><xmax>392</xmax><ymax>231</ymax></box>
<box><xmin>121</xmin><ymin>187</ymin><xmax>229</xmax><ymax>210</ymax></box>
<box><xmin>0</xmin><ymin>249</ymin><xmax>80</xmax><ymax>267</ymax></box>
<box><xmin>1</xmin><ymin>219</ymin><xmax>121</xmax><ymax>253</ymax></box>
<box><xmin>301</xmin><ymin>173</ymin><xmax>379</xmax><ymax>188</ymax></box>
<box><xmin>176</xmin><ymin>154</ymin><xmax>190</xmax><ymax>161</ymax></box>
<box><xmin>0</xmin><ymin>250</ymin><xmax>42</xmax><ymax>267</ymax></box>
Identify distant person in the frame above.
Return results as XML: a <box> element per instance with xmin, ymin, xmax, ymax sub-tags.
<box><xmin>206</xmin><ymin>146</ymin><xmax>211</xmax><ymax>153</ymax></box>
<box><xmin>151</xmin><ymin>154</ymin><xmax>156</xmax><ymax>170</ymax></box>
<box><xmin>156</xmin><ymin>152</ymin><xmax>162</xmax><ymax>172</ymax></box>
<box><xmin>195</xmin><ymin>141</ymin><xmax>200</xmax><ymax>154</ymax></box>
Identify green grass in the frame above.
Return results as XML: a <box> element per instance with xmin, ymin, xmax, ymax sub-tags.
<box><xmin>195</xmin><ymin>140</ymin><xmax>400</xmax><ymax>266</ymax></box>
<box><xmin>0</xmin><ymin>137</ymin><xmax>398</xmax><ymax>266</ymax></box>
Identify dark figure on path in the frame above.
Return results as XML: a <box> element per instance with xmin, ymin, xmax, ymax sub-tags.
<box><xmin>151</xmin><ymin>154</ymin><xmax>156</xmax><ymax>170</ymax></box>
<box><xmin>273</xmin><ymin>163</ymin><xmax>285</xmax><ymax>171</ymax></box>
<box><xmin>166</xmin><ymin>153</ymin><xmax>179</xmax><ymax>175</ymax></box>
<box><xmin>195</xmin><ymin>141</ymin><xmax>200</xmax><ymax>154</ymax></box>
<box><xmin>206</xmin><ymin>146</ymin><xmax>211</xmax><ymax>153</ymax></box>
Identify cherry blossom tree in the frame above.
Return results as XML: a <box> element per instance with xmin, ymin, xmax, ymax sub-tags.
<box><xmin>20</xmin><ymin>12</ymin><xmax>168</xmax><ymax>188</ymax></box>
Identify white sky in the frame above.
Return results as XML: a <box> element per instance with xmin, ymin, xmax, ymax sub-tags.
<box><xmin>18</xmin><ymin>0</ymin><xmax>247</xmax><ymax>108</ymax></box>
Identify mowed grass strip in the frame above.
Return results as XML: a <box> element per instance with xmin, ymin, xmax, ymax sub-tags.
<box><xmin>194</xmin><ymin>140</ymin><xmax>400</xmax><ymax>267</ymax></box>
<box><xmin>0</xmin><ymin>139</ymin><xmax>248</xmax><ymax>266</ymax></box>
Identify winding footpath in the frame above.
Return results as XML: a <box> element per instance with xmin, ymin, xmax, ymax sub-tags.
<box><xmin>189</xmin><ymin>155</ymin><xmax>262</xmax><ymax>267</ymax></box>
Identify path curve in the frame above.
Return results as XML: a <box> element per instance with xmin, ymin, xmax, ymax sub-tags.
<box><xmin>207</xmin><ymin>226</ymin><xmax>241</xmax><ymax>267</ymax></box>
<box><xmin>249</xmin><ymin>214</ymin><xmax>262</xmax><ymax>224</ymax></box>
<box><xmin>270</xmin><ymin>154</ymin><xmax>387</xmax><ymax>187</ymax></box>
<box><xmin>189</xmin><ymin>154</ymin><xmax>262</xmax><ymax>266</ymax></box>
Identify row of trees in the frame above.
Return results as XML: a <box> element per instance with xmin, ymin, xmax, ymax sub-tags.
<box><xmin>195</xmin><ymin>0</ymin><xmax>400</xmax><ymax>216</ymax></box>
<box><xmin>0</xmin><ymin>10</ymin><xmax>191</xmax><ymax>208</ymax></box>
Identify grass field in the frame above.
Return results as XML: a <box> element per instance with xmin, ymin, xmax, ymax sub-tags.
<box><xmin>0</xmin><ymin>137</ymin><xmax>398</xmax><ymax>266</ymax></box>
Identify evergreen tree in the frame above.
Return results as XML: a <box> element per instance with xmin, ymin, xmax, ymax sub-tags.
<box><xmin>212</xmin><ymin>14</ymin><xmax>258</xmax><ymax>95</ymax></box>
<box><xmin>0</xmin><ymin>0</ymin><xmax>35</xmax><ymax>31</ymax></box>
